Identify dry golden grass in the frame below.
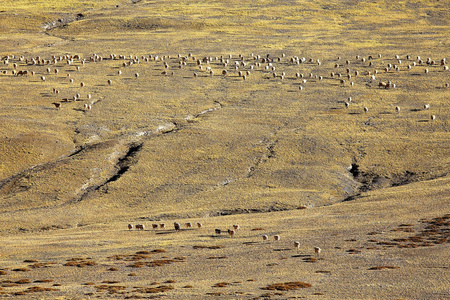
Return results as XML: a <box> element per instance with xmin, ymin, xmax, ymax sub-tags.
<box><xmin>0</xmin><ymin>0</ymin><xmax>449</xmax><ymax>299</ymax></box>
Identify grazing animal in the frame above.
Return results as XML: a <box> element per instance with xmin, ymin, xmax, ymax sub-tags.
<box><xmin>431</xmin><ymin>115</ymin><xmax>436</xmax><ymax>121</ymax></box>
<box><xmin>274</xmin><ymin>235</ymin><xmax>280</xmax><ymax>241</ymax></box>
<box><xmin>152</xmin><ymin>224</ymin><xmax>158</xmax><ymax>229</ymax></box>
<box><xmin>386</xmin><ymin>82</ymin><xmax>396</xmax><ymax>89</ymax></box>
<box><xmin>185</xmin><ymin>222</ymin><xmax>192</xmax><ymax>228</ymax></box>
<box><xmin>174</xmin><ymin>222</ymin><xmax>181</xmax><ymax>231</ymax></box>
<box><xmin>135</xmin><ymin>224</ymin><xmax>145</xmax><ymax>230</ymax></box>
<box><xmin>227</xmin><ymin>229</ymin><xmax>235</xmax><ymax>237</ymax></box>
<box><xmin>128</xmin><ymin>224</ymin><xmax>133</xmax><ymax>230</ymax></box>
<box><xmin>215</xmin><ymin>229</ymin><xmax>222</xmax><ymax>235</ymax></box>
<box><xmin>395</xmin><ymin>106</ymin><xmax>401</xmax><ymax>113</ymax></box>
<box><xmin>197</xmin><ymin>222</ymin><xmax>203</xmax><ymax>229</ymax></box>
<box><xmin>378</xmin><ymin>82</ymin><xmax>387</xmax><ymax>88</ymax></box>
<box><xmin>314</xmin><ymin>247</ymin><xmax>322</xmax><ymax>257</ymax></box>
<box><xmin>294</xmin><ymin>241</ymin><xmax>300</xmax><ymax>250</ymax></box>
<box><xmin>232</xmin><ymin>224</ymin><xmax>240</xmax><ymax>231</ymax></box>
<box><xmin>16</xmin><ymin>70</ymin><xmax>28</xmax><ymax>76</ymax></box>
<box><xmin>52</xmin><ymin>102</ymin><xmax>61</xmax><ymax>108</ymax></box>
<box><xmin>262</xmin><ymin>235</ymin><xmax>268</xmax><ymax>241</ymax></box>
<box><xmin>423</xmin><ymin>104</ymin><xmax>430</xmax><ymax>110</ymax></box>
<box><xmin>160</xmin><ymin>223</ymin><xmax>166</xmax><ymax>229</ymax></box>
<box><xmin>107</xmin><ymin>79</ymin><xmax>112</xmax><ymax>85</ymax></box>
<box><xmin>364</xmin><ymin>107</ymin><xmax>369</xmax><ymax>113</ymax></box>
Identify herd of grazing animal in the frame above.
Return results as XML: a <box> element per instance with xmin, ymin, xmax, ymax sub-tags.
<box><xmin>127</xmin><ymin>221</ymin><xmax>323</xmax><ymax>257</ymax></box>
<box><xmin>1</xmin><ymin>52</ymin><xmax>447</xmax><ymax>120</ymax></box>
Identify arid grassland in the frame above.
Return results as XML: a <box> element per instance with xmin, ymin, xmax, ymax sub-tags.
<box><xmin>0</xmin><ymin>0</ymin><xmax>449</xmax><ymax>299</ymax></box>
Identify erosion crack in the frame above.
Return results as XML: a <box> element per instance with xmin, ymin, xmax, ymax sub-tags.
<box><xmin>105</xmin><ymin>143</ymin><xmax>142</xmax><ymax>184</ymax></box>
<box><xmin>348</xmin><ymin>161</ymin><xmax>449</xmax><ymax>194</ymax></box>
<box><xmin>70</xmin><ymin>142</ymin><xmax>143</xmax><ymax>204</ymax></box>
<box><xmin>246</xmin><ymin>138</ymin><xmax>279</xmax><ymax>178</ymax></box>
<box><xmin>42</xmin><ymin>13</ymin><xmax>85</xmax><ymax>31</ymax></box>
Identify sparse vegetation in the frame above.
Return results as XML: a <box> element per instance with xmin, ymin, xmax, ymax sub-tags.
<box><xmin>213</xmin><ymin>282</ymin><xmax>231</xmax><ymax>288</ymax></box>
<box><xmin>262</xmin><ymin>281</ymin><xmax>312</xmax><ymax>291</ymax></box>
<box><xmin>0</xmin><ymin>0</ymin><xmax>448</xmax><ymax>299</ymax></box>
